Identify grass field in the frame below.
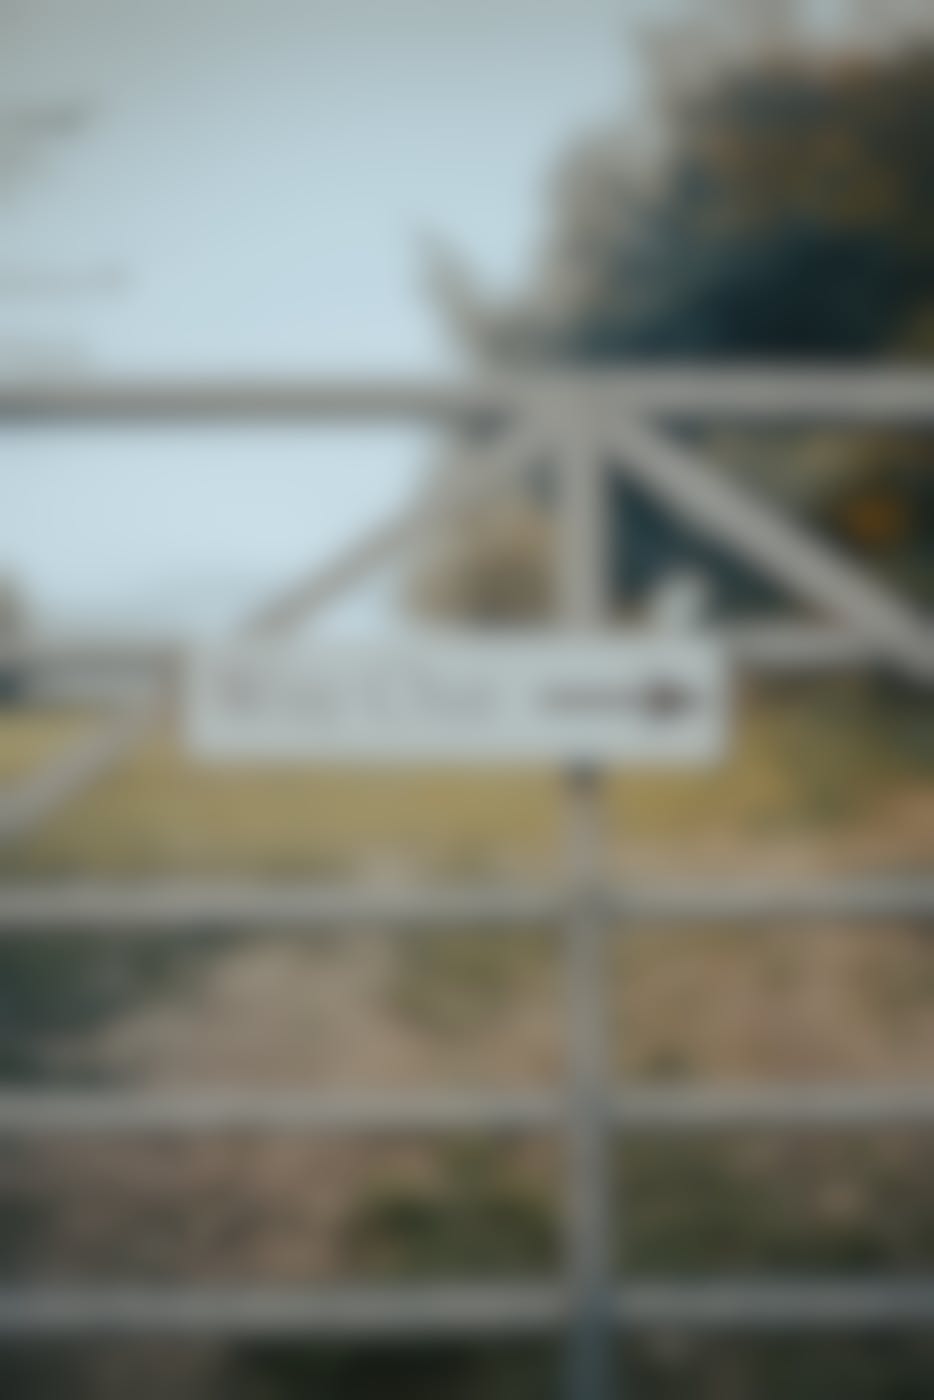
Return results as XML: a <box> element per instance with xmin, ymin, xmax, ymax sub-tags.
<box><xmin>0</xmin><ymin>709</ymin><xmax>95</xmax><ymax>787</ymax></box>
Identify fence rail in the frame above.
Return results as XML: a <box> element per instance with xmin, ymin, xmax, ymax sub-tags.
<box><xmin>2</xmin><ymin>1280</ymin><xmax>934</xmax><ymax>1338</ymax></box>
<box><xmin>0</xmin><ymin>877</ymin><xmax>932</xmax><ymax>933</ymax></box>
<box><xmin>5</xmin><ymin>368</ymin><xmax>934</xmax><ymax>425</ymax></box>
<box><xmin>4</xmin><ymin>622</ymin><xmax>931</xmax><ymax>674</ymax></box>
<box><xmin>1</xmin><ymin>1086</ymin><xmax>934</xmax><ymax>1135</ymax></box>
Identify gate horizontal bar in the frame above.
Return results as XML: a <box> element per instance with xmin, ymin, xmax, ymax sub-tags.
<box><xmin>617</xmin><ymin>879</ymin><xmax>934</xmax><ymax>923</ymax></box>
<box><xmin>0</xmin><ymin>878</ymin><xmax>932</xmax><ymax>935</ymax></box>
<box><xmin>617</xmin><ymin>1279</ymin><xmax>934</xmax><ymax>1331</ymax></box>
<box><xmin>614</xmin><ymin>1086</ymin><xmax>934</xmax><ymax>1130</ymax></box>
<box><xmin>0</xmin><ymin>1283</ymin><xmax>564</xmax><ymax>1339</ymax></box>
<box><xmin>0</xmin><ymin>1090</ymin><xmax>559</xmax><ymax>1135</ymax></box>
<box><xmin>0</xmin><ymin>378</ymin><xmax>508</xmax><ymax>427</ymax></box>
<box><xmin>1</xmin><ymin>1279</ymin><xmax>933</xmax><ymax>1337</ymax></box>
<box><xmin>4</xmin><ymin>369</ymin><xmax>934</xmax><ymax>426</ymax></box>
<box><xmin>1</xmin><ymin>1087</ymin><xmax>933</xmax><ymax>1135</ymax></box>
<box><xmin>0</xmin><ymin>881</ymin><xmax>562</xmax><ymax>933</ymax></box>
<box><xmin>2</xmin><ymin>623</ymin><xmax>923</xmax><ymax>674</ymax></box>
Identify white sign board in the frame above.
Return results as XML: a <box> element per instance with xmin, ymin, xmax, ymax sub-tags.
<box><xmin>185</xmin><ymin>636</ymin><xmax>730</xmax><ymax>767</ymax></box>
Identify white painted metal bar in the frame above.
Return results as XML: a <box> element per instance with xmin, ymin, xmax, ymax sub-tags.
<box><xmin>4</xmin><ymin>369</ymin><xmax>934</xmax><ymax>426</ymax></box>
<box><xmin>0</xmin><ymin>635</ymin><xmax>176</xmax><ymax>672</ymax></box>
<box><xmin>0</xmin><ymin>1089</ymin><xmax>560</xmax><ymax>1135</ymax></box>
<box><xmin>0</xmin><ymin>877</ymin><xmax>932</xmax><ymax>935</ymax></box>
<box><xmin>565</xmin><ymin>772</ymin><xmax>616</xmax><ymax>1399</ymax></box>
<box><xmin>615</xmin><ymin>878</ymin><xmax>934</xmax><ymax>923</ymax></box>
<box><xmin>0</xmin><ymin>880</ymin><xmax>563</xmax><ymax>934</ymax></box>
<box><xmin>587</xmin><ymin>367</ymin><xmax>934</xmax><ymax>426</ymax></box>
<box><xmin>0</xmin><ymin>377</ymin><xmax>510</xmax><ymax>426</ymax></box>
<box><xmin>558</xmin><ymin>403</ymin><xmax>616</xmax><ymax>1399</ymax></box>
<box><xmin>615</xmin><ymin>1279</ymin><xmax>934</xmax><ymax>1331</ymax></box>
<box><xmin>2</xmin><ymin>623</ymin><xmax>927</xmax><ymax>673</ymax></box>
<box><xmin>722</xmin><ymin>623</ymin><xmax>934</xmax><ymax>672</ymax></box>
<box><xmin>1</xmin><ymin>1280</ymin><xmax>934</xmax><ymax>1338</ymax></box>
<box><xmin>0</xmin><ymin>1284</ymin><xmax>566</xmax><ymax>1339</ymax></box>
<box><xmin>1</xmin><ymin>1087</ymin><xmax>934</xmax><ymax>1136</ymax></box>
<box><xmin>612</xmin><ymin>1086</ymin><xmax>934</xmax><ymax>1131</ymax></box>
<box><xmin>244</xmin><ymin>511</ymin><xmax>421</xmax><ymax>638</ymax></box>
<box><xmin>606</xmin><ymin>416</ymin><xmax>934</xmax><ymax>683</ymax></box>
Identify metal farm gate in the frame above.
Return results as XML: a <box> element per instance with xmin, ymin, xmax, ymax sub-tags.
<box><xmin>1</xmin><ymin>369</ymin><xmax>934</xmax><ymax>1398</ymax></box>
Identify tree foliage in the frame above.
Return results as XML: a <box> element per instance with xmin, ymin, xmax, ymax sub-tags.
<box><xmin>458</xmin><ymin>48</ymin><xmax>934</xmax><ymax>364</ymax></box>
<box><xmin>422</xmin><ymin>39</ymin><xmax>934</xmax><ymax>621</ymax></box>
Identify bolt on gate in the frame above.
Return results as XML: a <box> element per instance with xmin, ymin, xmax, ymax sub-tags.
<box><xmin>1</xmin><ymin>370</ymin><xmax>934</xmax><ymax>1399</ymax></box>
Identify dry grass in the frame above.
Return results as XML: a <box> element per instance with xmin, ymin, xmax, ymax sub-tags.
<box><xmin>0</xmin><ymin>709</ymin><xmax>94</xmax><ymax>786</ymax></box>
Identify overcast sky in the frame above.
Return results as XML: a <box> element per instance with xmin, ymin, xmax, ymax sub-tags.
<box><xmin>0</xmin><ymin>0</ymin><xmax>650</xmax><ymax>632</ymax></box>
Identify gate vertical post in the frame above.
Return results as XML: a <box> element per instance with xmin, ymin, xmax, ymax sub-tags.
<box><xmin>559</xmin><ymin>393</ymin><xmax>617</xmax><ymax>1399</ymax></box>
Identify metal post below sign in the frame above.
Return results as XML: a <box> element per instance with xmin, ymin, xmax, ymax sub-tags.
<box><xmin>559</xmin><ymin>412</ymin><xmax>616</xmax><ymax>1400</ymax></box>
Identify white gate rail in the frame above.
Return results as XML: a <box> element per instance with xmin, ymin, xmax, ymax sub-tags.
<box><xmin>1</xmin><ymin>876</ymin><xmax>932</xmax><ymax>933</ymax></box>
<box><xmin>2</xmin><ymin>1280</ymin><xmax>934</xmax><ymax>1338</ymax></box>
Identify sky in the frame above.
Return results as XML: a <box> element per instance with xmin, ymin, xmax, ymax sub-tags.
<box><xmin>0</xmin><ymin>0</ymin><xmax>649</xmax><ymax>633</ymax></box>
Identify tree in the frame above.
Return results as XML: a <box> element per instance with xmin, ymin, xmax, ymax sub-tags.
<box><xmin>421</xmin><ymin>24</ymin><xmax>934</xmax><ymax>619</ymax></box>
